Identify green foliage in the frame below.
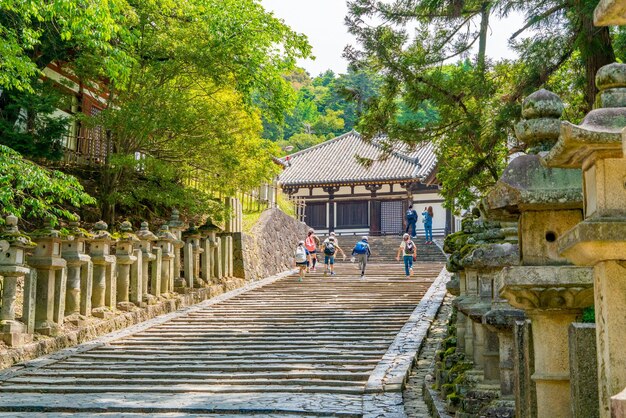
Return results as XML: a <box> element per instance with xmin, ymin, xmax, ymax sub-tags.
<box><xmin>264</xmin><ymin>67</ymin><xmax>381</xmax><ymax>150</ymax></box>
<box><xmin>0</xmin><ymin>80</ymin><xmax>69</xmax><ymax>160</ymax></box>
<box><xmin>582</xmin><ymin>306</ymin><xmax>595</xmax><ymax>323</ymax></box>
<box><xmin>345</xmin><ymin>0</ymin><xmax>622</xmax><ymax>211</ymax></box>
<box><xmin>0</xmin><ymin>145</ymin><xmax>95</xmax><ymax>225</ymax></box>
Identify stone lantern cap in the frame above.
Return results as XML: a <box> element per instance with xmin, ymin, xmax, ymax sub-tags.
<box><xmin>558</xmin><ymin>221</ymin><xmax>626</xmax><ymax>265</ymax></box>
<box><xmin>515</xmin><ymin>89</ymin><xmax>563</xmax><ymax>152</ymax></box>
<box><xmin>444</xmin><ymin>216</ymin><xmax>517</xmax><ymax>272</ymax></box>
<box><xmin>29</xmin><ymin>216</ymin><xmax>61</xmax><ymax>240</ymax></box>
<box><xmin>91</xmin><ymin>221</ymin><xmax>115</xmax><ymax>242</ymax></box>
<box><xmin>485</xmin><ymin>154</ymin><xmax>582</xmax><ymax>218</ymax></box>
<box><xmin>115</xmin><ymin>221</ymin><xmax>139</xmax><ymax>242</ymax></box>
<box><xmin>167</xmin><ymin>209</ymin><xmax>185</xmax><ymax>230</ymax></box>
<box><xmin>460</xmin><ymin>242</ymin><xmax>519</xmax><ymax>270</ymax></box>
<box><xmin>496</xmin><ymin>265</ymin><xmax>594</xmax><ymax>311</ymax></box>
<box><xmin>156</xmin><ymin>225</ymin><xmax>177</xmax><ymax>242</ymax></box>
<box><xmin>198</xmin><ymin>218</ymin><xmax>223</xmax><ymax>235</ymax></box>
<box><xmin>136</xmin><ymin>222</ymin><xmax>157</xmax><ymax>242</ymax></box>
<box><xmin>544</xmin><ymin>63</ymin><xmax>626</xmax><ymax>169</ymax></box>
<box><xmin>0</xmin><ymin>214</ymin><xmax>36</xmax><ymax>250</ymax></box>
<box><xmin>63</xmin><ymin>215</ymin><xmax>93</xmax><ymax>242</ymax></box>
<box><xmin>182</xmin><ymin>222</ymin><xmax>201</xmax><ymax>240</ymax></box>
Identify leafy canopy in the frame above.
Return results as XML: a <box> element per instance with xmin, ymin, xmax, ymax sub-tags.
<box><xmin>0</xmin><ymin>145</ymin><xmax>96</xmax><ymax>225</ymax></box>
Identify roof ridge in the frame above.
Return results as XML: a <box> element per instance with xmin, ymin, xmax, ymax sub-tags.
<box><xmin>370</xmin><ymin>136</ymin><xmax>424</xmax><ymax>166</ymax></box>
<box><xmin>284</xmin><ymin>130</ymin><xmax>360</xmax><ymax>159</ymax></box>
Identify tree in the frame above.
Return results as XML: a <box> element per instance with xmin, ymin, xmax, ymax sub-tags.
<box><xmin>87</xmin><ymin>0</ymin><xmax>310</xmax><ymax>223</ymax></box>
<box><xmin>345</xmin><ymin>0</ymin><xmax>623</xmax><ymax>210</ymax></box>
<box><xmin>0</xmin><ymin>0</ymin><xmax>133</xmax><ymax>159</ymax></box>
<box><xmin>0</xmin><ymin>145</ymin><xmax>95</xmax><ymax>226</ymax></box>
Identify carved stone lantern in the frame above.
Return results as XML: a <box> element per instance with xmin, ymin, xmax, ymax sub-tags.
<box><xmin>199</xmin><ymin>219</ymin><xmax>222</xmax><ymax>285</ymax></box>
<box><xmin>135</xmin><ymin>222</ymin><xmax>157</xmax><ymax>305</ymax></box>
<box><xmin>487</xmin><ymin>89</ymin><xmax>594</xmax><ymax>418</ymax></box>
<box><xmin>88</xmin><ymin>221</ymin><xmax>116</xmax><ymax>318</ymax></box>
<box><xmin>182</xmin><ymin>223</ymin><xmax>205</xmax><ymax>288</ymax></box>
<box><xmin>543</xmin><ymin>63</ymin><xmax>626</xmax><ymax>417</ymax></box>
<box><xmin>0</xmin><ymin>214</ymin><xmax>36</xmax><ymax>345</ymax></box>
<box><xmin>61</xmin><ymin>216</ymin><xmax>93</xmax><ymax>324</ymax></box>
<box><xmin>115</xmin><ymin>221</ymin><xmax>139</xmax><ymax>311</ymax></box>
<box><xmin>156</xmin><ymin>225</ymin><xmax>177</xmax><ymax>297</ymax></box>
<box><xmin>28</xmin><ymin>217</ymin><xmax>68</xmax><ymax>336</ymax></box>
<box><xmin>167</xmin><ymin>209</ymin><xmax>186</xmax><ymax>290</ymax></box>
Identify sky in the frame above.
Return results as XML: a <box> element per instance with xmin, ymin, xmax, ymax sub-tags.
<box><xmin>261</xmin><ymin>0</ymin><xmax>527</xmax><ymax>77</ymax></box>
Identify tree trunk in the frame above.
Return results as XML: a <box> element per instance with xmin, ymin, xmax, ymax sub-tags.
<box><xmin>477</xmin><ymin>2</ymin><xmax>490</xmax><ymax>76</ymax></box>
<box><xmin>574</xmin><ymin>0</ymin><xmax>615</xmax><ymax>110</ymax></box>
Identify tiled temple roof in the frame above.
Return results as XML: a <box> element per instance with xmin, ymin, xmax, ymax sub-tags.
<box><xmin>278</xmin><ymin>131</ymin><xmax>438</xmax><ymax>187</ymax></box>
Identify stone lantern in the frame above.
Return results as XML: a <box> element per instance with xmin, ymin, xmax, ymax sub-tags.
<box><xmin>167</xmin><ymin>209</ymin><xmax>186</xmax><ymax>290</ymax></box>
<box><xmin>115</xmin><ymin>221</ymin><xmax>139</xmax><ymax>311</ymax></box>
<box><xmin>182</xmin><ymin>223</ymin><xmax>205</xmax><ymax>288</ymax></box>
<box><xmin>61</xmin><ymin>216</ymin><xmax>93</xmax><ymax>324</ymax></box>
<box><xmin>199</xmin><ymin>219</ymin><xmax>222</xmax><ymax>285</ymax></box>
<box><xmin>135</xmin><ymin>222</ymin><xmax>158</xmax><ymax>305</ymax></box>
<box><xmin>88</xmin><ymin>221</ymin><xmax>116</xmax><ymax>318</ymax></box>
<box><xmin>0</xmin><ymin>214</ymin><xmax>36</xmax><ymax>345</ymax></box>
<box><xmin>543</xmin><ymin>63</ymin><xmax>626</xmax><ymax>417</ymax></box>
<box><xmin>156</xmin><ymin>225</ymin><xmax>177</xmax><ymax>297</ymax></box>
<box><xmin>487</xmin><ymin>89</ymin><xmax>594</xmax><ymax>418</ymax></box>
<box><xmin>28</xmin><ymin>217</ymin><xmax>68</xmax><ymax>336</ymax></box>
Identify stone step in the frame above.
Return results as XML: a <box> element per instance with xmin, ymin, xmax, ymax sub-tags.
<box><xmin>0</xmin><ymin>263</ymin><xmax>443</xmax><ymax>415</ymax></box>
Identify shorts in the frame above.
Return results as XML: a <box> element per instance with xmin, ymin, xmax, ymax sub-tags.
<box><xmin>296</xmin><ymin>261</ymin><xmax>308</xmax><ymax>266</ymax></box>
<box><xmin>324</xmin><ymin>255</ymin><xmax>335</xmax><ymax>265</ymax></box>
<box><xmin>307</xmin><ymin>249</ymin><xmax>317</xmax><ymax>255</ymax></box>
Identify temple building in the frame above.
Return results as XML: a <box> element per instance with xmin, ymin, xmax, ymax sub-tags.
<box><xmin>278</xmin><ymin>131</ymin><xmax>453</xmax><ymax>236</ymax></box>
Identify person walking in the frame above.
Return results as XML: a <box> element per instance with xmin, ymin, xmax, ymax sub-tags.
<box><xmin>405</xmin><ymin>204</ymin><xmax>418</xmax><ymax>238</ymax></box>
<box><xmin>396</xmin><ymin>233</ymin><xmax>417</xmax><ymax>279</ymax></box>
<box><xmin>351</xmin><ymin>236</ymin><xmax>371</xmax><ymax>278</ymax></box>
<box><xmin>422</xmin><ymin>206</ymin><xmax>434</xmax><ymax>244</ymax></box>
<box><xmin>322</xmin><ymin>235</ymin><xmax>346</xmax><ymax>276</ymax></box>
<box><xmin>305</xmin><ymin>229</ymin><xmax>320</xmax><ymax>272</ymax></box>
<box><xmin>294</xmin><ymin>240</ymin><xmax>309</xmax><ymax>282</ymax></box>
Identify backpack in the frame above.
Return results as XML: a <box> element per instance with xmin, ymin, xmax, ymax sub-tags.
<box><xmin>353</xmin><ymin>241</ymin><xmax>368</xmax><ymax>254</ymax></box>
<box><xmin>324</xmin><ymin>242</ymin><xmax>336</xmax><ymax>255</ymax></box>
<box><xmin>404</xmin><ymin>240</ymin><xmax>415</xmax><ymax>255</ymax></box>
<box><xmin>406</xmin><ymin>209</ymin><xmax>416</xmax><ymax>222</ymax></box>
<box><xmin>305</xmin><ymin>236</ymin><xmax>316</xmax><ymax>251</ymax></box>
<box><xmin>295</xmin><ymin>246</ymin><xmax>307</xmax><ymax>263</ymax></box>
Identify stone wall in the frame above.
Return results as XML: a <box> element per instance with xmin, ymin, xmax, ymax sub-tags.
<box><xmin>233</xmin><ymin>208</ymin><xmax>309</xmax><ymax>281</ymax></box>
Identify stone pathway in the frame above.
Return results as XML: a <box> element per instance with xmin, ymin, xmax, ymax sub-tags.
<box><xmin>0</xmin><ymin>263</ymin><xmax>446</xmax><ymax>417</ymax></box>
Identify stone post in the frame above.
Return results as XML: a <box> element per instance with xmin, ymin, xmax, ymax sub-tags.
<box><xmin>114</xmin><ymin>221</ymin><xmax>139</xmax><ymax>311</ymax></box>
<box><xmin>88</xmin><ymin>221</ymin><xmax>116</xmax><ymax>318</ymax></box>
<box><xmin>155</xmin><ymin>225</ymin><xmax>176</xmax><ymax>297</ymax></box>
<box><xmin>488</xmin><ymin>89</ymin><xmax>594</xmax><ymax>418</ymax></box>
<box><xmin>167</xmin><ymin>209</ymin><xmax>186</xmax><ymax>291</ymax></box>
<box><xmin>543</xmin><ymin>63</ymin><xmax>626</xmax><ymax>418</ymax></box>
<box><xmin>0</xmin><ymin>214</ymin><xmax>36</xmax><ymax>346</ymax></box>
<box><xmin>199</xmin><ymin>219</ymin><xmax>221</xmax><ymax>285</ymax></box>
<box><xmin>569</xmin><ymin>323</ymin><xmax>600</xmax><ymax>418</ymax></box>
<box><xmin>182</xmin><ymin>223</ymin><xmax>205</xmax><ymax>288</ymax></box>
<box><xmin>28</xmin><ymin>218</ymin><xmax>67</xmax><ymax>336</ymax></box>
<box><xmin>135</xmin><ymin>222</ymin><xmax>157</xmax><ymax>305</ymax></box>
<box><xmin>61</xmin><ymin>217</ymin><xmax>93</xmax><ymax>325</ymax></box>
<box><xmin>214</xmin><ymin>236</ymin><xmax>223</xmax><ymax>281</ymax></box>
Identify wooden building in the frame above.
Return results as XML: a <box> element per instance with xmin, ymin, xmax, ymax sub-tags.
<box><xmin>279</xmin><ymin>131</ymin><xmax>453</xmax><ymax>236</ymax></box>
<box><xmin>42</xmin><ymin>62</ymin><xmax>109</xmax><ymax>165</ymax></box>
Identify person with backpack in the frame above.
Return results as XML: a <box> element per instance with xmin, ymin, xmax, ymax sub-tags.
<box><xmin>405</xmin><ymin>204</ymin><xmax>418</xmax><ymax>238</ymax></box>
<box><xmin>321</xmin><ymin>235</ymin><xmax>345</xmax><ymax>276</ymax></box>
<box><xmin>422</xmin><ymin>206</ymin><xmax>434</xmax><ymax>244</ymax></box>
<box><xmin>351</xmin><ymin>236</ymin><xmax>371</xmax><ymax>278</ymax></box>
<box><xmin>305</xmin><ymin>229</ymin><xmax>320</xmax><ymax>272</ymax></box>
<box><xmin>294</xmin><ymin>240</ymin><xmax>310</xmax><ymax>282</ymax></box>
<box><xmin>396</xmin><ymin>233</ymin><xmax>417</xmax><ymax>279</ymax></box>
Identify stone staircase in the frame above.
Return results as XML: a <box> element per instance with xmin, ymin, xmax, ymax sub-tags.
<box><xmin>361</xmin><ymin>236</ymin><xmax>447</xmax><ymax>264</ymax></box>
<box><xmin>0</xmin><ymin>263</ymin><xmax>442</xmax><ymax>416</ymax></box>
